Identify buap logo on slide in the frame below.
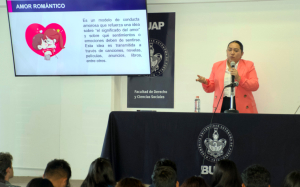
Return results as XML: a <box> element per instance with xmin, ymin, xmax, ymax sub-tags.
<box><xmin>147</xmin><ymin>38</ymin><xmax>169</xmax><ymax>77</ymax></box>
<box><xmin>25</xmin><ymin>23</ymin><xmax>66</xmax><ymax>61</ymax></box>
<box><xmin>198</xmin><ymin>123</ymin><xmax>234</xmax><ymax>162</ymax></box>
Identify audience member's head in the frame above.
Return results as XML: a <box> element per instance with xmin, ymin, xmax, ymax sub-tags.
<box><xmin>212</xmin><ymin>159</ymin><xmax>242</xmax><ymax>187</ymax></box>
<box><xmin>153</xmin><ymin>159</ymin><xmax>177</xmax><ymax>174</ymax></box>
<box><xmin>283</xmin><ymin>170</ymin><xmax>300</xmax><ymax>187</ymax></box>
<box><xmin>180</xmin><ymin>176</ymin><xmax>209</xmax><ymax>187</ymax></box>
<box><xmin>44</xmin><ymin>159</ymin><xmax>71</xmax><ymax>187</ymax></box>
<box><xmin>116</xmin><ymin>178</ymin><xmax>145</xmax><ymax>187</ymax></box>
<box><xmin>27</xmin><ymin>178</ymin><xmax>54</xmax><ymax>187</ymax></box>
<box><xmin>241</xmin><ymin>164</ymin><xmax>270</xmax><ymax>187</ymax></box>
<box><xmin>81</xmin><ymin>157</ymin><xmax>115</xmax><ymax>187</ymax></box>
<box><xmin>0</xmin><ymin>152</ymin><xmax>14</xmax><ymax>182</ymax></box>
<box><xmin>152</xmin><ymin>166</ymin><xmax>179</xmax><ymax>187</ymax></box>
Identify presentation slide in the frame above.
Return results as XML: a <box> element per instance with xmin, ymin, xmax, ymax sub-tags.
<box><xmin>6</xmin><ymin>0</ymin><xmax>150</xmax><ymax>76</ymax></box>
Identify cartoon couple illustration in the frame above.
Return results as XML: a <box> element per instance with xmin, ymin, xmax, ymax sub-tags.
<box><xmin>31</xmin><ymin>28</ymin><xmax>65</xmax><ymax>60</ymax></box>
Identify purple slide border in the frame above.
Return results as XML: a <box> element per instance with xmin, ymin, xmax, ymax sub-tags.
<box><xmin>7</xmin><ymin>0</ymin><xmax>147</xmax><ymax>12</ymax></box>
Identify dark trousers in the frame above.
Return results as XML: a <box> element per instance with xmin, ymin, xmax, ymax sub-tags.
<box><xmin>221</xmin><ymin>96</ymin><xmax>236</xmax><ymax>113</ymax></box>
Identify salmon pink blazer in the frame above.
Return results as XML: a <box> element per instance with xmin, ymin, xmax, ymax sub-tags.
<box><xmin>202</xmin><ymin>59</ymin><xmax>259</xmax><ymax>113</ymax></box>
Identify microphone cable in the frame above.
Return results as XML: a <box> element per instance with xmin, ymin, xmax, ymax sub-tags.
<box><xmin>199</xmin><ymin>86</ymin><xmax>226</xmax><ymax>177</ymax></box>
<box><xmin>295</xmin><ymin>105</ymin><xmax>300</xmax><ymax>114</ymax></box>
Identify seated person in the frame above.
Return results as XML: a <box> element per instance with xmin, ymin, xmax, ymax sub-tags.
<box><xmin>241</xmin><ymin>164</ymin><xmax>271</xmax><ymax>187</ymax></box>
<box><xmin>81</xmin><ymin>158</ymin><xmax>115</xmax><ymax>187</ymax></box>
<box><xmin>180</xmin><ymin>176</ymin><xmax>209</xmax><ymax>187</ymax></box>
<box><xmin>283</xmin><ymin>170</ymin><xmax>300</xmax><ymax>187</ymax></box>
<box><xmin>116</xmin><ymin>178</ymin><xmax>145</xmax><ymax>187</ymax></box>
<box><xmin>153</xmin><ymin>158</ymin><xmax>177</xmax><ymax>174</ymax></box>
<box><xmin>152</xmin><ymin>166</ymin><xmax>179</xmax><ymax>187</ymax></box>
<box><xmin>0</xmin><ymin>152</ymin><xmax>20</xmax><ymax>187</ymax></box>
<box><xmin>212</xmin><ymin>159</ymin><xmax>242</xmax><ymax>187</ymax></box>
<box><xmin>27</xmin><ymin>178</ymin><xmax>53</xmax><ymax>187</ymax></box>
<box><xmin>43</xmin><ymin>159</ymin><xmax>71</xmax><ymax>187</ymax></box>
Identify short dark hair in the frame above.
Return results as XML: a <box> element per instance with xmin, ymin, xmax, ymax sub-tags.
<box><xmin>153</xmin><ymin>158</ymin><xmax>177</xmax><ymax>174</ymax></box>
<box><xmin>283</xmin><ymin>170</ymin><xmax>300</xmax><ymax>187</ymax></box>
<box><xmin>152</xmin><ymin>166</ymin><xmax>177</xmax><ymax>187</ymax></box>
<box><xmin>0</xmin><ymin>153</ymin><xmax>13</xmax><ymax>180</ymax></box>
<box><xmin>212</xmin><ymin>159</ymin><xmax>242</xmax><ymax>187</ymax></box>
<box><xmin>116</xmin><ymin>177</ymin><xmax>145</xmax><ymax>187</ymax></box>
<box><xmin>81</xmin><ymin>158</ymin><xmax>115</xmax><ymax>187</ymax></box>
<box><xmin>228</xmin><ymin>40</ymin><xmax>244</xmax><ymax>53</ymax></box>
<box><xmin>180</xmin><ymin>176</ymin><xmax>209</xmax><ymax>187</ymax></box>
<box><xmin>27</xmin><ymin>178</ymin><xmax>54</xmax><ymax>187</ymax></box>
<box><xmin>241</xmin><ymin>164</ymin><xmax>270</xmax><ymax>187</ymax></box>
<box><xmin>44</xmin><ymin>159</ymin><xmax>71</xmax><ymax>187</ymax></box>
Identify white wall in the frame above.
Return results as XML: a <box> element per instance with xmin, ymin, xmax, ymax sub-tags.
<box><xmin>60</xmin><ymin>77</ymin><xmax>112</xmax><ymax>179</ymax></box>
<box><xmin>115</xmin><ymin>0</ymin><xmax>300</xmax><ymax>114</ymax></box>
<box><xmin>0</xmin><ymin>0</ymin><xmax>5</xmax><ymax>6</ymax></box>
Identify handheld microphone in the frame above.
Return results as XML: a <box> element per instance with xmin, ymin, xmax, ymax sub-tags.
<box><xmin>230</xmin><ymin>61</ymin><xmax>235</xmax><ymax>69</ymax></box>
<box><xmin>230</xmin><ymin>61</ymin><xmax>235</xmax><ymax>92</ymax></box>
<box><xmin>224</xmin><ymin>61</ymin><xmax>239</xmax><ymax>113</ymax></box>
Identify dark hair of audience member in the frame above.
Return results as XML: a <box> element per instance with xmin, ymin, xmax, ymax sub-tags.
<box><xmin>153</xmin><ymin>158</ymin><xmax>177</xmax><ymax>174</ymax></box>
<box><xmin>116</xmin><ymin>177</ymin><xmax>145</xmax><ymax>187</ymax></box>
<box><xmin>283</xmin><ymin>170</ymin><xmax>300</xmax><ymax>187</ymax></box>
<box><xmin>241</xmin><ymin>164</ymin><xmax>270</xmax><ymax>187</ymax></box>
<box><xmin>44</xmin><ymin>159</ymin><xmax>72</xmax><ymax>187</ymax></box>
<box><xmin>81</xmin><ymin>158</ymin><xmax>116</xmax><ymax>187</ymax></box>
<box><xmin>211</xmin><ymin>159</ymin><xmax>242</xmax><ymax>187</ymax></box>
<box><xmin>152</xmin><ymin>166</ymin><xmax>177</xmax><ymax>187</ymax></box>
<box><xmin>27</xmin><ymin>178</ymin><xmax>54</xmax><ymax>187</ymax></box>
<box><xmin>0</xmin><ymin>152</ymin><xmax>13</xmax><ymax>181</ymax></box>
<box><xmin>180</xmin><ymin>176</ymin><xmax>209</xmax><ymax>187</ymax></box>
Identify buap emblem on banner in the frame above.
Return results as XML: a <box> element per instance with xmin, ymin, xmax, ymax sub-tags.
<box><xmin>198</xmin><ymin>123</ymin><xmax>234</xmax><ymax>162</ymax></box>
<box><xmin>147</xmin><ymin>38</ymin><xmax>169</xmax><ymax>77</ymax></box>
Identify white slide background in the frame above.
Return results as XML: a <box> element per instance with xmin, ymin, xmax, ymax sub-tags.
<box><xmin>9</xmin><ymin>10</ymin><xmax>149</xmax><ymax>75</ymax></box>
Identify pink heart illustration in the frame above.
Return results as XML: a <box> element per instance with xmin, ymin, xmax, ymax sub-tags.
<box><xmin>25</xmin><ymin>23</ymin><xmax>66</xmax><ymax>57</ymax></box>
